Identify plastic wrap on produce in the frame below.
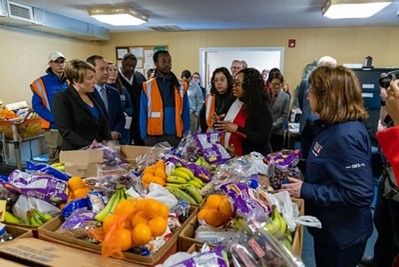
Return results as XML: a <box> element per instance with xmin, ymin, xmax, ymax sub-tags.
<box><xmin>220</xmin><ymin>182</ymin><xmax>271</xmax><ymax>222</ymax></box>
<box><xmin>230</xmin><ymin>221</ymin><xmax>305</xmax><ymax>267</ymax></box>
<box><xmin>84</xmin><ymin>140</ymin><xmax>125</xmax><ymax>165</ymax></box>
<box><xmin>25</xmin><ymin>160</ymin><xmax>71</xmax><ymax>181</ymax></box>
<box><xmin>264</xmin><ymin>150</ymin><xmax>301</xmax><ymax>169</ymax></box>
<box><xmin>5</xmin><ymin>170</ymin><xmax>68</xmax><ymax>204</ymax></box>
<box><xmin>193</xmin><ymin>132</ymin><xmax>231</xmax><ymax>165</ymax></box>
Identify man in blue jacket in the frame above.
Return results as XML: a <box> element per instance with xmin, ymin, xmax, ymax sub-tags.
<box><xmin>87</xmin><ymin>55</ymin><xmax>125</xmax><ymax>143</ymax></box>
<box><xmin>31</xmin><ymin>51</ymin><xmax>68</xmax><ymax>164</ymax></box>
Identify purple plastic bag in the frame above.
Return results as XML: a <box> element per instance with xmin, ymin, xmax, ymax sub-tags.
<box><xmin>193</xmin><ymin>132</ymin><xmax>231</xmax><ymax>165</ymax></box>
<box><xmin>5</xmin><ymin>170</ymin><xmax>68</xmax><ymax>204</ymax></box>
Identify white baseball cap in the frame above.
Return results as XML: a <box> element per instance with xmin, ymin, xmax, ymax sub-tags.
<box><xmin>48</xmin><ymin>51</ymin><xmax>65</xmax><ymax>61</ymax></box>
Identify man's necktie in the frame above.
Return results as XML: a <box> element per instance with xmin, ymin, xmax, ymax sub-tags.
<box><xmin>101</xmin><ymin>87</ymin><xmax>108</xmax><ymax>112</ymax></box>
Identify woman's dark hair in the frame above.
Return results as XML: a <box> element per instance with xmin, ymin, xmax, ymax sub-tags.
<box><xmin>268</xmin><ymin>71</ymin><xmax>284</xmax><ymax>84</ymax></box>
<box><xmin>210</xmin><ymin>67</ymin><xmax>233</xmax><ymax>95</ymax></box>
<box><xmin>266</xmin><ymin>67</ymin><xmax>282</xmax><ymax>84</ymax></box>
<box><xmin>237</xmin><ymin>68</ymin><xmax>270</xmax><ymax>116</ymax></box>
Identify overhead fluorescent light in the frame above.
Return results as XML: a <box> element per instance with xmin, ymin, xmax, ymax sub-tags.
<box><xmin>88</xmin><ymin>6</ymin><xmax>148</xmax><ymax>26</ymax></box>
<box><xmin>322</xmin><ymin>0</ymin><xmax>392</xmax><ymax>19</ymax></box>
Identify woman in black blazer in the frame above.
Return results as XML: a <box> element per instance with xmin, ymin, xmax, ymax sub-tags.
<box><xmin>53</xmin><ymin>59</ymin><xmax>111</xmax><ymax>150</ymax></box>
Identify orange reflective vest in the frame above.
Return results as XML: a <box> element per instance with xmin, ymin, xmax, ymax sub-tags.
<box><xmin>142</xmin><ymin>79</ymin><xmax>188</xmax><ymax>137</ymax></box>
<box><xmin>31</xmin><ymin>78</ymin><xmax>51</xmax><ymax>129</ymax></box>
<box><xmin>205</xmin><ymin>94</ymin><xmax>216</xmax><ymax>129</ymax></box>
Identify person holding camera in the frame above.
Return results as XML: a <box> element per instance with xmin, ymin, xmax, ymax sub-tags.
<box><xmin>362</xmin><ymin>74</ymin><xmax>399</xmax><ymax>267</ymax></box>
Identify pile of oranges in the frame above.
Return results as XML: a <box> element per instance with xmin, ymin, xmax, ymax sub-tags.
<box><xmin>197</xmin><ymin>194</ymin><xmax>233</xmax><ymax>227</ymax></box>
<box><xmin>102</xmin><ymin>197</ymin><xmax>169</xmax><ymax>252</ymax></box>
<box><xmin>141</xmin><ymin>160</ymin><xmax>167</xmax><ymax>188</ymax></box>
<box><xmin>0</xmin><ymin>109</ymin><xmax>16</xmax><ymax>119</ymax></box>
<box><xmin>67</xmin><ymin>176</ymin><xmax>91</xmax><ymax>200</ymax></box>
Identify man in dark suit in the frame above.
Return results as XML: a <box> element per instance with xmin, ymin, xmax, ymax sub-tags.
<box><xmin>298</xmin><ymin>56</ymin><xmax>337</xmax><ymax>160</ymax></box>
<box><xmin>119</xmin><ymin>53</ymin><xmax>146</xmax><ymax>145</ymax></box>
<box><xmin>87</xmin><ymin>55</ymin><xmax>125</xmax><ymax>142</ymax></box>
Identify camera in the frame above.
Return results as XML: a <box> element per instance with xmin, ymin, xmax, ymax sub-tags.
<box><xmin>379</xmin><ymin>70</ymin><xmax>399</xmax><ymax>89</ymax></box>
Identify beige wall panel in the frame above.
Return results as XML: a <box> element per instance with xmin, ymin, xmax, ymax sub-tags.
<box><xmin>0</xmin><ymin>27</ymin><xmax>101</xmax><ymax>104</ymax></box>
<box><xmin>102</xmin><ymin>26</ymin><xmax>399</xmax><ymax>98</ymax></box>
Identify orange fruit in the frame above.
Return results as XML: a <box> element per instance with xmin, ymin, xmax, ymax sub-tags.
<box><xmin>158</xmin><ymin>203</ymin><xmax>169</xmax><ymax>219</ymax></box>
<box><xmin>143</xmin><ymin>165</ymin><xmax>156</xmax><ymax>175</ymax></box>
<box><xmin>155</xmin><ymin>160</ymin><xmax>165</xmax><ymax>170</ymax></box>
<box><xmin>141</xmin><ymin>173</ymin><xmax>154</xmax><ymax>185</ymax></box>
<box><xmin>150</xmin><ymin>176</ymin><xmax>166</xmax><ymax>187</ymax></box>
<box><xmin>148</xmin><ymin>216</ymin><xmax>167</xmax><ymax>237</ymax></box>
<box><xmin>197</xmin><ymin>209</ymin><xmax>208</xmax><ymax>220</ymax></box>
<box><xmin>118</xmin><ymin>228</ymin><xmax>133</xmax><ymax>251</ymax></box>
<box><xmin>68</xmin><ymin>176</ymin><xmax>85</xmax><ymax>192</ymax></box>
<box><xmin>132</xmin><ymin>224</ymin><xmax>152</xmax><ymax>246</ymax></box>
<box><xmin>219</xmin><ymin>199</ymin><xmax>233</xmax><ymax>219</ymax></box>
<box><xmin>154</xmin><ymin>168</ymin><xmax>166</xmax><ymax>180</ymax></box>
<box><xmin>204</xmin><ymin>195</ymin><xmax>223</xmax><ymax>210</ymax></box>
<box><xmin>114</xmin><ymin>199</ymin><xmax>135</xmax><ymax>219</ymax></box>
<box><xmin>103</xmin><ymin>214</ymin><xmax>119</xmax><ymax>233</ymax></box>
<box><xmin>204</xmin><ymin>209</ymin><xmax>224</xmax><ymax>227</ymax></box>
<box><xmin>73</xmin><ymin>187</ymin><xmax>91</xmax><ymax>199</ymax></box>
<box><xmin>142</xmin><ymin>199</ymin><xmax>162</xmax><ymax>220</ymax></box>
<box><xmin>131</xmin><ymin>211</ymin><xmax>149</xmax><ymax>228</ymax></box>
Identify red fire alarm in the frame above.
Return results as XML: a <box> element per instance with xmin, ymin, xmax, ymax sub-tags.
<box><xmin>288</xmin><ymin>39</ymin><xmax>296</xmax><ymax>48</ymax></box>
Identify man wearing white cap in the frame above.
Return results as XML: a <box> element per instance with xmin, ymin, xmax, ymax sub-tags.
<box><xmin>30</xmin><ymin>51</ymin><xmax>68</xmax><ymax>164</ymax></box>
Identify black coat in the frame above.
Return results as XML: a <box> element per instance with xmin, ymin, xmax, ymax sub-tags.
<box><xmin>237</xmin><ymin>101</ymin><xmax>273</xmax><ymax>155</ymax></box>
<box><xmin>53</xmin><ymin>85</ymin><xmax>112</xmax><ymax>150</ymax></box>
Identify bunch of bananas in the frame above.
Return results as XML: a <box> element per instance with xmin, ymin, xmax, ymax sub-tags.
<box><xmin>26</xmin><ymin>209</ymin><xmax>53</xmax><ymax>226</ymax></box>
<box><xmin>51</xmin><ymin>162</ymin><xmax>65</xmax><ymax>171</ymax></box>
<box><xmin>166</xmin><ymin>167</ymin><xmax>205</xmax><ymax>189</ymax></box>
<box><xmin>165</xmin><ymin>167</ymin><xmax>204</xmax><ymax>205</ymax></box>
<box><xmin>3</xmin><ymin>211</ymin><xmax>22</xmax><ymax>224</ymax></box>
<box><xmin>95</xmin><ymin>185</ymin><xmax>127</xmax><ymax>222</ymax></box>
<box><xmin>264</xmin><ymin>205</ymin><xmax>293</xmax><ymax>250</ymax></box>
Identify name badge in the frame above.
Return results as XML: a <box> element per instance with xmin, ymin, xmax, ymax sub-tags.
<box><xmin>150</xmin><ymin>112</ymin><xmax>161</xmax><ymax>118</ymax></box>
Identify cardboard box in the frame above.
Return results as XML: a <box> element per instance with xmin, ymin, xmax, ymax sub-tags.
<box><xmin>0</xmin><ymin>234</ymin><xmax>129</xmax><ymax>267</ymax></box>
<box><xmin>120</xmin><ymin>145</ymin><xmax>156</xmax><ymax>164</ymax></box>
<box><xmin>5</xmin><ymin>215</ymin><xmax>61</xmax><ymax>236</ymax></box>
<box><xmin>5</xmin><ymin>225</ymin><xmax>31</xmax><ymax>239</ymax></box>
<box><xmin>179</xmin><ymin>198</ymin><xmax>304</xmax><ymax>257</ymax></box>
<box><xmin>60</xmin><ymin>149</ymin><xmax>103</xmax><ymax>177</ymax></box>
<box><xmin>38</xmin><ymin>206</ymin><xmax>198</xmax><ymax>266</ymax></box>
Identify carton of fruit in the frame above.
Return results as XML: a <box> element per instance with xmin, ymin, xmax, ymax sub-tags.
<box><xmin>37</xmin><ymin>206</ymin><xmax>198</xmax><ymax>266</ymax></box>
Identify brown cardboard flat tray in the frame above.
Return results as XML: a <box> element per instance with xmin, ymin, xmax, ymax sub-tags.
<box><xmin>0</xmin><ymin>232</ymin><xmax>129</xmax><ymax>267</ymax></box>
<box><xmin>38</xmin><ymin>206</ymin><xmax>198</xmax><ymax>266</ymax></box>
<box><xmin>4</xmin><ymin>215</ymin><xmax>61</xmax><ymax>238</ymax></box>
<box><xmin>178</xmin><ymin>198</ymin><xmax>304</xmax><ymax>257</ymax></box>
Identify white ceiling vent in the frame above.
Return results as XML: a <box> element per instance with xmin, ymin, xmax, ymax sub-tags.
<box><xmin>7</xmin><ymin>1</ymin><xmax>33</xmax><ymax>23</ymax></box>
<box><xmin>149</xmin><ymin>25</ymin><xmax>186</xmax><ymax>32</ymax></box>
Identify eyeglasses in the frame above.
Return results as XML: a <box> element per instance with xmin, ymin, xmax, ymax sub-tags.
<box><xmin>52</xmin><ymin>60</ymin><xmax>65</xmax><ymax>64</ymax></box>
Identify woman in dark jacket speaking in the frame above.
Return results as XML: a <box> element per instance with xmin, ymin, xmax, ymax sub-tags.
<box><xmin>53</xmin><ymin>60</ymin><xmax>111</xmax><ymax>150</ymax></box>
<box><xmin>214</xmin><ymin>68</ymin><xmax>272</xmax><ymax>156</ymax></box>
<box><xmin>282</xmin><ymin>66</ymin><xmax>374</xmax><ymax>267</ymax></box>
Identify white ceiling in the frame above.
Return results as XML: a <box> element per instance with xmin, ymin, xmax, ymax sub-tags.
<box><xmin>12</xmin><ymin>0</ymin><xmax>399</xmax><ymax>32</ymax></box>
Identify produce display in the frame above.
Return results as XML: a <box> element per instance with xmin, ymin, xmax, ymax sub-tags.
<box><xmin>0</xmin><ymin>137</ymin><xmax>311</xmax><ymax>266</ymax></box>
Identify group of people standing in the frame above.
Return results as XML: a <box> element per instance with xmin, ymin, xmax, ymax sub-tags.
<box><xmin>31</xmin><ymin>51</ymin><xmax>292</xmax><ymax>163</ymax></box>
<box><xmin>30</xmin><ymin>50</ymin><xmax>399</xmax><ymax>266</ymax></box>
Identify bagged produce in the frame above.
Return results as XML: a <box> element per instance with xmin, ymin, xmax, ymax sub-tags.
<box><xmin>5</xmin><ymin>170</ymin><xmax>68</xmax><ymax>204</ymax></box>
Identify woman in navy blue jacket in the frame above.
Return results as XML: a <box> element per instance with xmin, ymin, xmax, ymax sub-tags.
<box><xmin>282</xmin><ymin>66</ymin><xmax>374</xmax><ymax>267</ymax></box>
